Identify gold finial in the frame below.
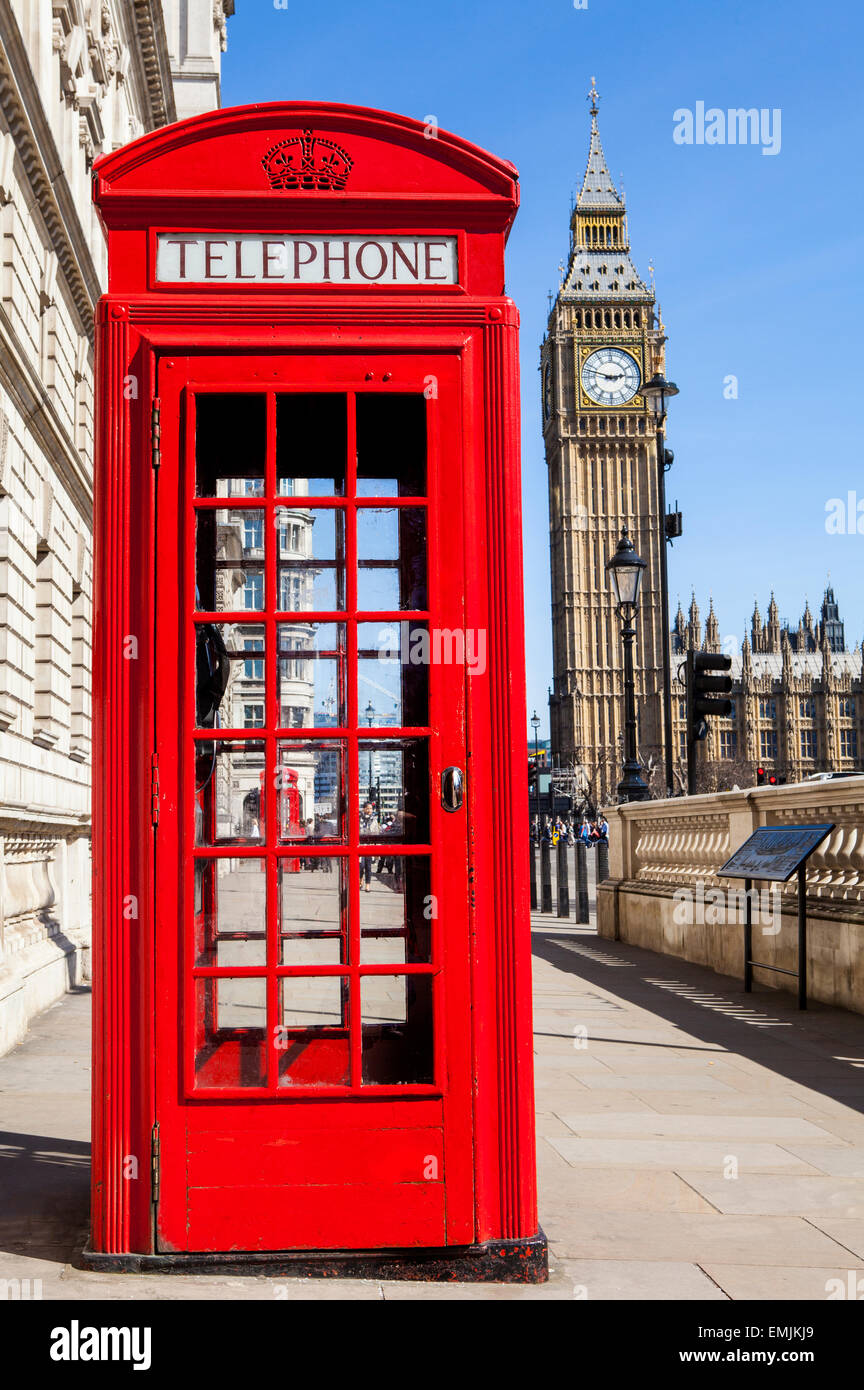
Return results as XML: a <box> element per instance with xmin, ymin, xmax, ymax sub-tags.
<box><xmin>588</xmin><ymin>76</ymin><xmax>600</xmax><ymax>116</ymax></box>
<box><xmin>648</xmin><ymin>258</ymin><xmax>656</xmax><ymax>295</ymax></box>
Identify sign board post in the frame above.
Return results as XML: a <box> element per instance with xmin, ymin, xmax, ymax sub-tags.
<box><xmin>717</xmin><ymin>824</ymin><xmax>834</xmax><ymax>1010</ymax></box>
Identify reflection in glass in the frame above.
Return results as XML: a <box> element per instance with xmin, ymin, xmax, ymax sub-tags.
<box><xmin>276</xmin><ymin>394</ymin><xmax>347</xmax><ymax>496</ymax></box>
<box><xmin>196</xmin><ymin>393</ymin><xmax>266</xmax><ymax>498</ymax></box>
<box><xmin>194</xmin><ymin>857</ymin><xmax>266</xmax><ymax>966</ymax></box>
<box><xmin>277</xmin><ymin>506</ymin><xmax>345</xmax><ymax>612</ymax></box>
<box><xmin>194</xmin><ymin>976</ymin><xmax>267</xmax><ymax>1089</ymax></box>
<box><xmin>361</xmin><ymin>974</ymin><xmax>433</xmax><ymax>1085</ymax></box>
<box><xmin>356</xmin><ymin>394</ymin><xmax>426</xmax><ymax>497</ymax></box>
<box><xmin>279</xmin><ymin>859</ymin><xmax>347</xmax><ymax>965</ymax></box>
<box><xmin>276</xmin><ymin>976</ymin><xmax>350</xmax><ymax>1087</ymax></box>
<box><xmin>196</xmin><ymin>509</ymin><xmax>265</xmax><ymax>612</ymax></box>
<box><xmin>277</xmin><ymin>741</ymin><xmax>345</xmax><ymax>842</ymax></box>
<box><xmin>359</xmin><ymin>856</ymin><xmax>431</xmax><ymax>964</ymax></box>
<box><xmin>195</xmin><ymin>740</ymin><xmax>265</xmax><ymax>845</ymax></box>
<box><xmin>358</xmin><ymin>621</ymin><xmax>428</xmax><ymax>727</ymax></box>
<box><xmin>277</xmin><ymin>622</ymin><xmax>345</xmax><ymax>728</ymax></box>
<box><xmin>357</xmin><ymin>508</ymin><xmax>426</xmax><ymax>611</ymax></box>
<box><xmin>357</xmin><ymin>739</ymin><xmax>429</xmax><ymax>841</ymax></box>
<box><xmin>195</xmin><ymin>622</ymin><xmax>265</xmax><ymax>729</ymax></box>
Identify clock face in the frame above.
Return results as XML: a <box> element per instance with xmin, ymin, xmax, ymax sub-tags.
<box><xmin>581</xmin><ymin>347</ymin><xmax>641</xmax><ymax>406</ymax></box>
<box><xmin>543</xmin><ymin>363</ymin><xmax>552</xmax><ymax>421</ymax></box>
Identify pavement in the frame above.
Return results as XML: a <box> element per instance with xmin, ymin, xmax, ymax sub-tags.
<box><xmin>2</xmin><ymin>901</ymin><xmax>864</xmax><ymax>1300</ymax></box>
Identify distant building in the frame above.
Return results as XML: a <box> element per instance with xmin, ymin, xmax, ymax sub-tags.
<box><xmin>671</xmin><ymin>590</ymin><xmax>863</xmax><ymax>787</ymax></box>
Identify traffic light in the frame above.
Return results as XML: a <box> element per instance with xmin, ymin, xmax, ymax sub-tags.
<box><xmin>757</xmin><ymin>767</ymin><xmax>766</xmax><ymax>786</ymax></box>
<box><xmin>685</xmin><ymin>651</ymin><xmax>734</xmax><ymax>794</ymax></box>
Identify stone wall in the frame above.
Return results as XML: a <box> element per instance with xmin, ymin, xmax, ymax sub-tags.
<box><xmin>597</xmin><ymin>778</ymin><xmax>864</xmax><ymax>1014</ymax></box>
<box><xmin>0</xmin><ymin>1</ymin><xmax>233</xmax><ymax>1056</ymax></box>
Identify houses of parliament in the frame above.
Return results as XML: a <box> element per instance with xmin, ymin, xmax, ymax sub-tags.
<box><xmin>543</xmin><ymin>83</ymin><xmax>862</xmax><ymax>801</ymax></box>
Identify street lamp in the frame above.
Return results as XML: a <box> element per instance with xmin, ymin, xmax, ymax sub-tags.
<box><xmin>530</xmin><ymin>710</ymin><xmax>541</xmax><ymax>822</ymax></box>
<box><xmin>606</xmin><ymin>527</ymin><xmax>650</xmax><ymax>803</ymax></box>
<box><xmin>641</xmin><ymin>371</ymin><xmax>679</xmax><ymax>800</ymax></box>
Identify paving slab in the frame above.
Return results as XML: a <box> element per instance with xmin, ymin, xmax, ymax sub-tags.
<box><xmin>703</xmin><ymin>1264</ymin><xmax>862</xmax><ymax>1301</ymax></box>
<box><xmin>548</xmin><ymin>1136</ymin><xmax>822</xmax><ymax>1173</ymax></box>
<box><xmin>677</xmin><ymin>1173</ymin><xmax>864</xmax><ymax>1217</ymax></box>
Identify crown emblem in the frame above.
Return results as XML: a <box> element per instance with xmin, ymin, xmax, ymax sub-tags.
<box><xmin>262</xmin><ymin>130</ymin><xmax>353</xmax><ymax>191</ymax></box>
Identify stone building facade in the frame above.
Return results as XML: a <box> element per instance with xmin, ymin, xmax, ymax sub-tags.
<box><xmin>542</xmin><ymin>81</ymin><xmax>669</xmax><ymax>806</ymax></box>
<box><xmin>0</xmin><ymin>0</ymin><xmax>233</xmax><ymax>1054</ymax></box>
<box><xmin>671</xmin><ymin>590</ymin><xmax>863</xmax><ymax>789</ymax></box>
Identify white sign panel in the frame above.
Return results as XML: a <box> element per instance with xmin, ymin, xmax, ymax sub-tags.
<box><xmin>156</xmin><ymin>234</ymin><xmax>458</xmax><ymax>286</ymax></box>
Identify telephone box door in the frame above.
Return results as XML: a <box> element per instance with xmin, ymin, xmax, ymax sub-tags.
<box><xmin>153</xmin><ymin>351</ymin><xmax>474</xmax><ymax>1252</ymax></box>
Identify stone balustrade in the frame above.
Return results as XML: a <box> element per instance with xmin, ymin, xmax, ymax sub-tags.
<box><xmin>597</xmin><ymin>777</ymin><xmax>864</xmax><ymax>1014</ymax></box>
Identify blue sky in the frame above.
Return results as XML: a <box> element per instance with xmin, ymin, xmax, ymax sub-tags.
<box><xmin>222</xmin><ymin>0</ymin><xmax>864</xmax><ymax>737</ymax></box>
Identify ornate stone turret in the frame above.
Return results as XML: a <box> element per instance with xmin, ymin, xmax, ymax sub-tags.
<box><xmin>704</xmin><ymin>597</ymin><xmax>721</xmax><ymax>654</ymax></box>
<box><xmin>751</xmin><ymin>601</ymin><xmax>763</xmax><ymax>653</ymax></box>
<box><xmin>672</xmin><ymin>600</ymin><xmax>687</xmax><ymax>654</ymax></box>
<box><xmin>687</xmin><ymin>593</ymin><xmax>702</xmax><ymax>652</ymax></box>
<box><xmin>766</xmin><ymin>592</ymin><xmax>781</xmax><ymax>653</ymax></box>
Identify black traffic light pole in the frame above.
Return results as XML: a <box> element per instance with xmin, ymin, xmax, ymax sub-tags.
<box><xmin>685</xmin><ymin>651</ymin><xmax>733</xmax><ymax>795</ymax></box>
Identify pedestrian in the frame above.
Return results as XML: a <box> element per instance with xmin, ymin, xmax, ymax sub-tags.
<box><xmin>596</xmin><ymin>814</ymin><xmax>609</xmax><ymax>844</ymax></box>
<box><xmin>360</xmin><ymin>800</ymin><xmax>379</xmax><ymax>891</ymax></box>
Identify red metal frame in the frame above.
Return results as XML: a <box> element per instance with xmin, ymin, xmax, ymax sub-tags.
<box><xmin>90</xmin><ymin>102</ymin><xmax>539</xmax><ymax>1267</ymax></box>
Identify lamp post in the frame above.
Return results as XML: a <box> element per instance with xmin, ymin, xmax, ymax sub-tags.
<box><xmin>641</xmin><ymin>371</ymin><xmax>679</xmax><ymax>800</ymax></box>
<box><xmin>530</xmin><ymin>709</ymin><xmax>541</xmax><ymax>821</ymax></box>
<box><xmin>606</xmin><ymin>527</ymin><xmax>650</xmax><ymax>803</ymax></box>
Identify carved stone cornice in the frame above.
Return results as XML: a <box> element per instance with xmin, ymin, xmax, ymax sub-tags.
<box><xmin>131</xmin><ymin>0</ymin><xmax>176</xmax><ymax>130</ymax></box>
<box><xmin>0</xmin><ymin>0</ymin><xmax>102</xmax><ymax>340</ymax></box>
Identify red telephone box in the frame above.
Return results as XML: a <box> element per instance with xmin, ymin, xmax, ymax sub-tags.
<box><xmin>86</xmin><ymin>102</ymin><xmax>545</xmax><ymax>1280</ymax></box>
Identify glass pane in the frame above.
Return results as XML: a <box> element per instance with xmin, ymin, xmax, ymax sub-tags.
<box><xmin>356</xmin><ymin>395</ymin><xmax>426</xmax><ymax>496</ymax></box>
<box><xmin>196</xmin><ymin>509</ymin><xmax>265</xmax><ymax>612</ymax></box>
<box><xmin>279</xmin><ymin>858</ymin><xmax>347</xmax><ymax>965</ymax></box>
<box><xmin>194</xmin><ymin>858</ymin><xmax>267</xmax><ymax>966</ymax></box>
<box><xmin>196</xmin><ymin>393</ymin><xmax>266</xmax><ymax>498</ymax></box>
<box><xmin>276</xmin><ymin>976</ymin><xmax>350</xmax><ymax>1088</ymax></box>
<box><xmin>194</xmin><ymin>977</ymin><xmax>267</xmax><ymax>1089</ymax></box>
<box><xmin>361</xmin><ymin>975</ymin><xmax>433</xmax><ymax>1085</ymax></box>
<box><xmin>195</xmin><ymin>622</ymin><xmax>265</xmax><ymax>729</ymax></box>
<box><xmin>357</xmin><ymin>739</ymin><xmax>429</xmax><ymax>841</ymax></box>
<box><xmin>195</xmin><ymin>739</ymin><xmax>266</xmax><ymax>845</ymax></box>
<box><xmin>358</xmin><ymin>621</ymin><xmax>428</xmax><ymax>727</ymax></box>
<box><xmin>277</xmin><ymin>622</ymin><xmax>346</xmax><ymax>728</ymax></box>
<box><xmin>277</xmin><ymin>506</ymin><xmax>345</xmax><ymax>612</ymax></box>
<box><xmin>359</xmin><ymin>857</ymin><xmax>431</xmax><ymax>964</ymax></box>
<box><xmin>276</xmin><ymin>394</ymin><xmax>347</xmax><ymax>496</ymax></box>
<box><xmin>357</xmin><ymin>508</ymin><xmax>426</xmax><ymax>611</ymax></box>
<box><xmin>277</xmin><ymin>741</ymin><xmax>345</xmax><ymax>842</ymax></box>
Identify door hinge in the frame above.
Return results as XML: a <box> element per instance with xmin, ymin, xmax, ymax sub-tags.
<box><xmin>151</xmin><ymin>397</ymin><xmax>161</xmax><ymax>470</ymax></box>
<box><xmin>150</xmin><ymin>753</ymin><xmax>159</xmax><ymax>826</ymax></box>
<box><xmin>151</xmin><ymin>1123</ymin><xmax>160</xmax><ymax>1205</ymax></box>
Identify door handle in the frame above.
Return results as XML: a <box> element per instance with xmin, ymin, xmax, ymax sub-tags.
<box><xmin>441</xmin><ymin>766</ymin><xmax>464</xmax><ymax>813</ymax></box>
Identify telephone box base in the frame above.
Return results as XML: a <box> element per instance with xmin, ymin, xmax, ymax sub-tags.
<box><xmin>81</xmin><ymin>1231</ymin><xmax>548</xmax><ymax>1284</ymax></box>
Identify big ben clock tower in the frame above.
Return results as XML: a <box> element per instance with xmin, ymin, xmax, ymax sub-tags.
<box><xmin>541</xmin><ymin>80</ymin><xmax>668</xmax><ymax>804</ymax></box>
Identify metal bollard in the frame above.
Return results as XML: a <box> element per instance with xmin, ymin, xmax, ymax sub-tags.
<box><xmin>575</xmin><ymin>840</ymin><xmax>589</xmax><ymax>924</ymax></box>
<box><xmin>529</xmin><ymin>836</ymin><xmax>538</xmax><ymax>912</ymax></box>
<box><xmin>596</xmin><ymin>840</ymin><xmax>609</xmax><ymax>885</ymax></box>
<box><xmin>557</xmin><ymin>837</ymin><xmax>570</xmax><ymax>918</ymax></box>
<box><xmin>540</xmin><ymin>838</ymin><xmax>553</xmax><ymax>914</ymax></box>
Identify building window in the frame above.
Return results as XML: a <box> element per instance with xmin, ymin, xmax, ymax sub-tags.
<box><xmin>840</xmin><ymin>728</ymin><xmax>858</xmax><ymax>759</ymax></box>
<box><xmin>800</xmin><ymin>729</ymin><xmax>818</xmax><ymax>761</ymax></box>
<box><xmin>243</xmin><ymin>703</ymin><xmax>265</xmax><ymax>729</ymax></box>
<box><xmin>799</xmin><ymin>697</ymin><xmax>815</xmax><ymax>718</ymax></box>
<box><xmin>243</xmin><ymin>573</ymin><xmax>264</xmax><ymax>610</ymax></box>
<box><xmin>719</xmin><ymin>729</ymin><xmax>738</xmax><ymax>759</ymax></box>
<box><xmin>243</xmin><ymin>639</ymin><xmax>264</xmax><ymax>680</ymax></box>
<box><xmin>678</xmin><ymin>699</ymin><xmax>686</xmax><ymax>719</ymax></box>
<box><xmin>280</xmin><ymin>704</ymin><xmax>308</xmax><ymax>729</ymax></box>
<box><xmin>727</xmin><ymin>700</ymin><xmax>737</xmax><ymax>720</ymax></box>
<box><xmin>760</xmin><ymin>729</ymin><xmax>778</xmax><ymax>760</ymax></box>
<box><xmin>759</xmin><ymin>698</ymin><xmax>776</xmax><ymax>719</ymax></box>
<box><xmin>839</xmin><ymin>697</ymin><xmax>856</xmax><ymax>718</ymax></box>
<box><xmin>243</xmin><ymin>515</ymin><xmax>264</xmax><ymax>551</ymax></box>
<box><xmin>678</xmin><ymin>731</ymin><xmax>687</xmax><ymax>759</ymax></box>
